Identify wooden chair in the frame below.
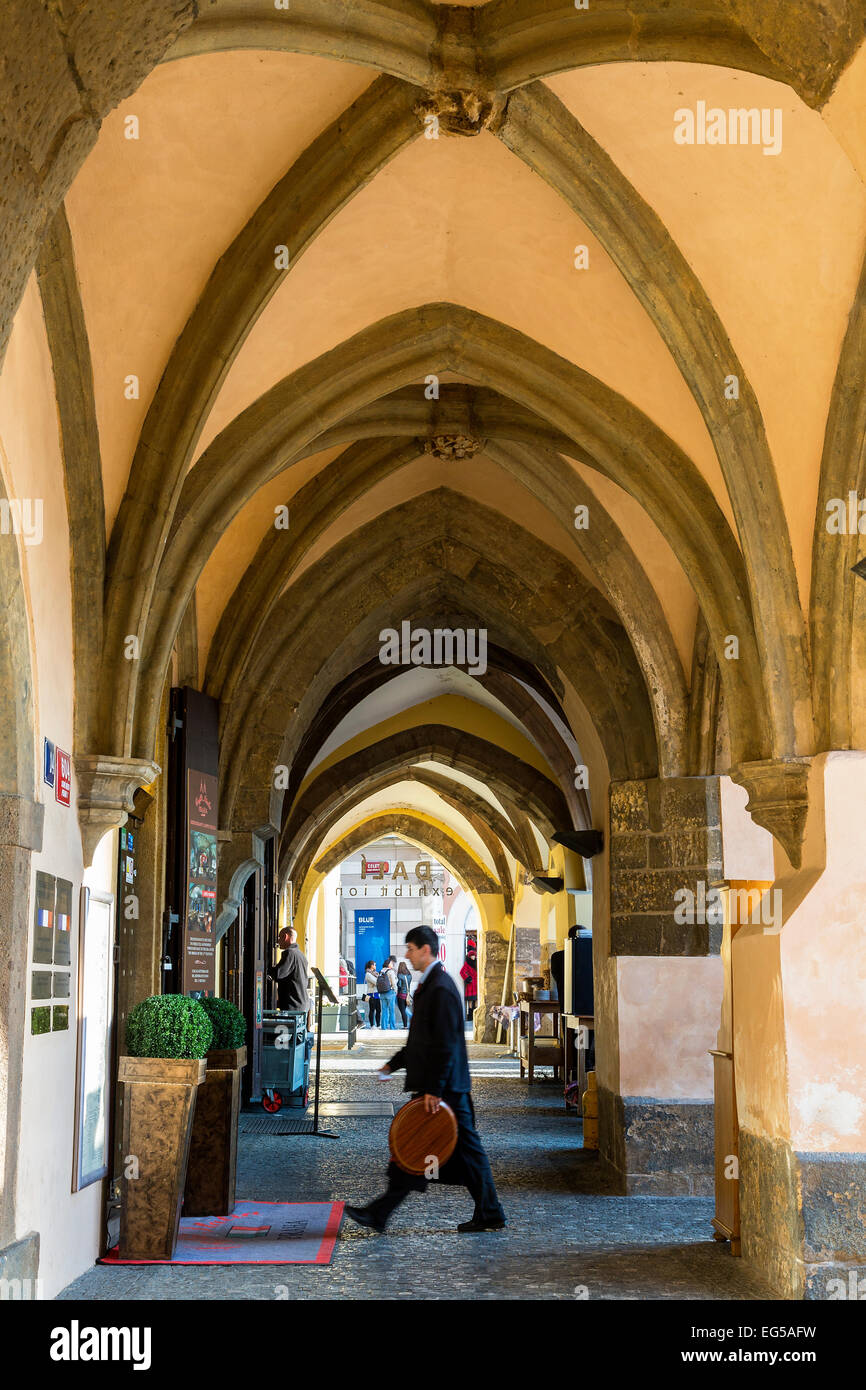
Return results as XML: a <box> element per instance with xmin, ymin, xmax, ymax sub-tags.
<box><xmin>518</xmin><ymin>999</ymin><xmax>563</xmax><ymax>1082</ymax></box>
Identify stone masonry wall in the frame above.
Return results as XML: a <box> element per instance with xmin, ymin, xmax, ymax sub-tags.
<box><xmin>609</xmin><ymin>777</ymin><xmax>723</xmax><ymax>955</ymax></box>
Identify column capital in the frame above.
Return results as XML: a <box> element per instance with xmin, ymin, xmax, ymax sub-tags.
<box><xmin>74</xmin><ymin>754</ymin><xmax>161</xmax><ymax>867</ymax></box>
<box><xmin>730</xmin><ymin>757</ymin><xmax>811</xmax><ymax>870</ymax></box>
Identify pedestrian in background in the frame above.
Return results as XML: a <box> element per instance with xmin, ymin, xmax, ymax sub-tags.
<box><xmin>395</xmin><ymin>959</ymin><xmax>412</xmax><ymax>1026</ymax></box>
<box><xmin>364</xmin><ymin>960</ymin><xmax>381</xmax><ymax>1028</ymax></box>
<box><xmin>378</xmin><ymin>957</ymin><xmax>398</xmax><ymax>1029</ymax></box>
<box><xmin>460</xmin><ymin>942</ymin><xmax>478</xmax><ymax>1022</ymax></box>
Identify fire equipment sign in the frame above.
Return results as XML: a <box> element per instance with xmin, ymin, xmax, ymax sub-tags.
<box><xmin>55</xmin><ymin>748</ymin><xmax>71</xmax><ymax>806</ymax></box>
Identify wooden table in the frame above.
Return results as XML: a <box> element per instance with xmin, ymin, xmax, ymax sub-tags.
<box><xmin>563</xmin><ymin>1014</ymin><xmax>594</xmax><ymax>1112</ymax></box>
<box><xmin>518</xmin><ymin>999</ymin><xmax>562</xmax><ymax>1082</ymax></box>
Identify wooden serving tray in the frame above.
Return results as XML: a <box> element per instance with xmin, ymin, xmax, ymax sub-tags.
<box><xmin>388</xmin><ymin>1096</ymin><xmax>458</xmax><ymax>1175</ymax></box>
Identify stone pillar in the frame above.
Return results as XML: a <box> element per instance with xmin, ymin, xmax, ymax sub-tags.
<box><xmin>514</xmin><ymin>924</ymin><xmax>542</xmax><ymax>989</ymax></box>
<box><xmin>734</xmin><ymin>752</ymin><xmax>866</xmax><ymax>1298</ymax></box>
<box><xmin>609</xmin><ymin>776</ymin><xmax>723</xmax><ymax>954</ymax></box>
<box><xmin>596</xmin><ymin>954</ymin><xmax>721</xmax><ymax>1194</ymax></box>
<box><xmin>116</xmin><ymin>775</ymin><xmax>165</xmax><ymax>1049</ymax></box>
<box><xmin>598</xmin><ymin>777</ymin><xmax>724</xmax><ymax>1193</ymax></box>
<box><xmin>0</xmin><ymin>793</ymin><xmax>43</xmax><ymax>1281</ymax></box>
<box><xmin>474</xmin><ymin>912</ymin><xmax>510</xmax><ymax>1044</ymax></box>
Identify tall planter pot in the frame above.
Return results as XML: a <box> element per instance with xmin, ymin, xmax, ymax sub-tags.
<box><xmin>118</xmin><ymin>1056</ymin><xmax>206</xmax><ymax>1260</ymax></box>
<box><xmin>183</xmin><ymin>1046</ymin><xmax>247</xmax><ymax>1217</ymax></box>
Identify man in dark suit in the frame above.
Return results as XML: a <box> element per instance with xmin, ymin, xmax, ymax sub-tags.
<box><xmin>345</xmin><ymin>925</ymin><xmax>506</xmax><ymax>1233</ymax></box>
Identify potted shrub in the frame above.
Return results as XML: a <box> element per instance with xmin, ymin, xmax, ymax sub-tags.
<box><xmin>183</xmin><ymin>997</ymin><xmax>248</xmax><ymax>1217</ymax></box>
<box><xmin>118</xmin><ymin>994</ymin><xmax>212</xmax><ymax>1260</ymax></box>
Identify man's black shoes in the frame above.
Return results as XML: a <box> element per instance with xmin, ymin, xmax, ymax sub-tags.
<box><xmin>457</xmin><ymin>1216</ymin><xmax>506</xmax><ymax>1233</ymax></box>
<box><xmin>344</xmin><ymin>1204</ymin><xmax>387</xmax><ymax>1232</ymax></box>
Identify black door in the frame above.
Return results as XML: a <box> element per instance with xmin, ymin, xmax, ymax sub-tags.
<box><xmin>241</xmin><ymin>869</ymin><xmax>264</xmax><ymax>1104</ymax></box>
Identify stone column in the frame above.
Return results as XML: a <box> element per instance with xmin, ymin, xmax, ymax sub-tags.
<box><xmin>474</xmin><ymin>906</ymin><xmax>511</xmax><ymax>1044</ymax></box>
<box><xmin>0</xmin><ymin>793</ymin><xmax>43</xmax><ymax>1282</ymax></box>
<box><xmin>115</xmin><ymin>774</ymin><xmax>165</xmax><ymax>1053</ymax></box>
<box><xmin>598</xmin><ymin>777</ymin><xmax>724</xmax><ymax>1193</ymax></box>
<box><xmin>734</xmin><ymin>752</ymin><xmax>866</xmax><ymax>1298</ymax></box>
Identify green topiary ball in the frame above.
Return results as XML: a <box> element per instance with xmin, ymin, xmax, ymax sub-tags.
<box><xmin>126</xmin><ymin>994</ymin><xmax>213</xmax><ymax>1060</ymax></box>
<box><xmin>198</xmin><ymin>996</ymin><xmax>246</xmax><ymax>1050</ymax></box>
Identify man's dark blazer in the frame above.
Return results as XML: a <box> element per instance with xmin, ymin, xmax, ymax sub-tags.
<box><xmin>388</xmin><ymin>961</ymin><xmax>470</xmax><ymax>1096</ymax></box>
<box><xmin>267</xmin><ymin>943</ymin><xmax>310</xmax><ymax>1012</ymax></box>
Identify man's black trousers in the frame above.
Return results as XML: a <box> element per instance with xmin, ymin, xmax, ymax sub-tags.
<box><xmin>368</xmin><ymin>1089</ymin><xmax>505</xmax><ymax>1225</ymax></box>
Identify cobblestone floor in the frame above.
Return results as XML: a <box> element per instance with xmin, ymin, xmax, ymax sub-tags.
<box><xmin>59</xmin><ymin>1040</ymin><xmax>774</xmax><ymax>1301</ymax></box>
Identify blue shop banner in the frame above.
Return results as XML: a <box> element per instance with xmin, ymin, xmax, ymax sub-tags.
<box><xmin>354</xmin><ymin>908</ymin><xmax>391</xmax><ymax>979</ymax></box>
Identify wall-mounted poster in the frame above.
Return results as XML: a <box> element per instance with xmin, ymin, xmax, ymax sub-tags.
<box><xmin>189</xmin><ymin>829</ymin><xmax>217</xmax><ymax>883</ymax></box>
<box><xmin>33</xmin><ymin>871</ymin><xmax>55</xmax><ymax>963</ymax></box>
<box><xmin>355</xmin><ymin>909</ymin><xmax>391</xmax><ymax>982</ymax></box>
<box><xmin>184</xmin><ymin>769</ymin><xmax>217</xmax><ymax>998</ymax></box>
<box><xmin>73</xmin><ymin>887</ymin><xmax>114</xmax><ymax>1190</ymax></box>
<box><xmin>54</xmin><ymin>878</ymin><xmax>73</xmax><ymax>966</ymax></box>
<box><xmin>31</xmin><ymin>872</ymin><xmax>74</xmax><ymax>1034</ymax></box>
<box><xmin>31</xmin><ymin>971</ymin><xmax>51</xmax><ymax>999</ymax></box>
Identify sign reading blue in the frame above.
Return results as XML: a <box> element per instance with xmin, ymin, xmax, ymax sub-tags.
<box><xmin>355</xmin><ymin>908</ymin><xmax>391</xmax><ymax>980</ymax></box>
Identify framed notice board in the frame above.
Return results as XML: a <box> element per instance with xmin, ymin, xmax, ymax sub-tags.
<box><xmin>31</xmin><ymin>871</ymin><xmax>74</xmax><ymax>1034</ymax></box>
<box><xmin>72</xmin><ymin>887</ymin><xmax>115</xmax><ymax>1190</ymax></box>
<box><xmin>166</xmin><ymin>687</ymin><xmax>219</xmax><ymax>999</ymax></box>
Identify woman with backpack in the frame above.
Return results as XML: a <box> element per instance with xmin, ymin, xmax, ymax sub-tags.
<box><xmin>377</xmin><ymin>957</ymin><xmax>398</xmax><ymax>1029</ymax></box>
<box><xmin>395</xmin><ymin>959</ymin><xmax>412</xmax><ymax>1026</ymax></box>
<box><xmin>364</xmin><ymin>960</ymin><xmax>381</xmax><ymax>1028</ymax></box>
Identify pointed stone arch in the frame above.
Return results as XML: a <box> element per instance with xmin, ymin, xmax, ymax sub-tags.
<box><xmin>810</xmin><ymin>243</ymin><xmax>866</xmax><ymax>752</ymax></box>
<box><xmin>280</xmin><ymin>724</ymin><xmax>570</xmax><ymax>885</ymax></box>
<box><xmin>202</xmin><ymin>429</ymin><xmax>688</xmax><ymax>775</ymax></box>
<box><xmin>499</xmin><ymin>82</ymin><xmax>811</xmax><ymax>760</ymax></box>
<box><xmin>227</xmin><ymin>646</ymin><xmax>580</xmax><ymax>844</ymax></box>
<box><xmin>307</xmin><ymin>812</ymin><xmax>501</xmax><ymax>898</ymax></box>
<box><xmin>99</xmin><ymin>74</ymin><xmax>421</xmax><ymax>756</ymax></box>
<box><xmin>216</xmin><ymin>491</ymin><xmax>659</xmax><ymax>831</ymax></box>
<box><xmin>283</xmin><ymin>765</ymin><xmax>527</xmax><ymax>908</ymax></box>
<box><xmin>133</xmin><ymin>306</ymin><xmax>764</xmax><ymax>769</ymax></box>
<box><xmin>35</xmin><ymin>207</ymin><xmax>105</xmax><ymax>754</ymax></box>
<box><xmin>168</xmin><ymin>0</ymin><xmax>865</xmax><ymax>108</ymax></box>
